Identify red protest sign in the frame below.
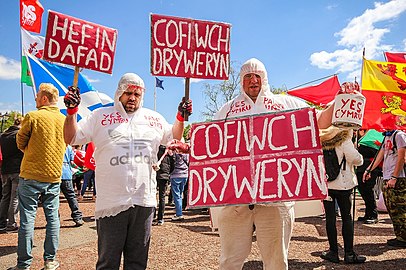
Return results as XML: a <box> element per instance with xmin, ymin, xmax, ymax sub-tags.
<box><xmin>44</xmin><ymin>10</ymin><xmax>118</xmax><ymax>74</ymax></box>
<box><xmin>187</xmin><ymin>107</ymin><xmax>328</xmax><ymax>208</ymax></box>
<box><xmin>151</xmin><ymin>14</ymin><xmax>231</xmax><ymax>80</ymax></box>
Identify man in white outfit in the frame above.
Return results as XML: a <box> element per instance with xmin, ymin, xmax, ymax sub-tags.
<box><xmin>213</xmin><ymin>58</ymin><xmax>338</xmax><ymax>270</ymax></box>
<box><xmin>63</xmin><ymin>73</ymin><xmax>191</xmax><ymax>270</ymax></box>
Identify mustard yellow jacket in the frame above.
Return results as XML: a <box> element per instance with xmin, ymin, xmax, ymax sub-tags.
<box><xmin>17</xmin><ymin>106</ymin><xmax>66</xmax><ymax>183</ymax></box>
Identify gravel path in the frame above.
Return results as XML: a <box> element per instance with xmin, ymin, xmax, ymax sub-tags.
<box><xmin>0</xmin><ymin>193</ymin><xmax>405</xmax><ymax>269</ymax></box>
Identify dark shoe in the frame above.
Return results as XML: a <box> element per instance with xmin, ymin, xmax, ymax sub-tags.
<box><xmin>6</xmin><ymin>226</ymin><xmax>19</xmax><ymax>232</ymax></box>
<box><xmin>357</xmin><ymin>216</ymin><xmax>368</xmax><ymax>221</ymax></box>
<box><xmin>344</xmin><ymin>252</ymin><xmax>366</xmax><ymax>264</ymax></box>
<box><xmin>364</xmin><ymin>218</ymin><xmax>378</xmax><ymax>224</ymax></box>
<box><xmin>387</xmin><ymin>238</ymin><xmax>406</xmax><ymax>247</ymax></box>
<box><xmin>74</xmin><ymin>219</ymin><xmax>84</xmax><ymax>227</ymax></box>
<box><xmin>320</xmin><ymin>250</ymin><xmax>340</xmax><ymax>263</ymax></box>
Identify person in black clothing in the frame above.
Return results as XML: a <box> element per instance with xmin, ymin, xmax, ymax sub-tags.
<box><xmin>356</xmin><ymin>143</ymin><xmax>381</xmax><ymax>224</ymax></box>
<box><xmin>0</xmin><ymin>117</ymin><xmax>24</xmax><ymax>232</ymax></box>
<box><xmin>153</xmin><ymin>145</ymin><xmax>172</xmax><ymax>226</ymax></box>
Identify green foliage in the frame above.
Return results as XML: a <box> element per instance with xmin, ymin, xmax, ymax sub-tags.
<box><xmin>201</xmin><ymin>61</ymin><xmax>241</xmax><ymax>121</ymax></box>
<box><xmin>0</xmin><ymin>111</ymin><xmax>23</xmax><ymax>133</ymax></box>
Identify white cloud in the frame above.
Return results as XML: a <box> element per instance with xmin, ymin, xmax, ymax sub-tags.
<box><xmin>326</xmin><ymin>4</ymin><xmax>338</xmax><ymax>11</ymax></box>
<box><xmin>190</xmin><ymin>78</ymin><xmax>203</xmax><ymax>83</ymax></box>
<box><xmin>311</xmin><ymin>0</ymin><xmax>406</xmax><ymax>80</ymax></box>
<box><xmin>182</xmin><ymin>78</ymin><xmax>203</xmax><ymax>85</ymax></box>
<box><xmin>0</xmin><ymin>55</ymin><xmax>20</xmax><ymax>80</ymax></box>
<box><xmin>0</xmin><ymin>102</ymin><xmax>22</xmax><ymax>113</ymax></box>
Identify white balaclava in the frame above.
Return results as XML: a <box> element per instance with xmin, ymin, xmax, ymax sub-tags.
<box><xmin>114</xmin><ymin>73</ymin><xmax>145</xmax><ymax>114</ymax></box>
<box><xmin>239</xmin><ymin>58</ymin><xmax>271</xmax><ymax>95</ymax></box>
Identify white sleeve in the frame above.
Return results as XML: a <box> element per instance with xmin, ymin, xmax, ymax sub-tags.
<box><xmin>72</xmin><ymin>113</ymin><xmax>97</xmax><ymax>146</ymax></box>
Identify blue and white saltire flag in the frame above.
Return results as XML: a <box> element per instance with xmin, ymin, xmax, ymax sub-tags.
<box><xmin>26</xmin><ymin>53</ymin><xmax>113</xmax><ymax>120</ymax></box>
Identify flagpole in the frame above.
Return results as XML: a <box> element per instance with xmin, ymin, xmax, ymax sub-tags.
<box><xmin>20</xmin><ymin>28</ymin><xmax>24</xmax><ymax>115</ymax></box>
<box><xmin>360</xmin><ymin>48</ymin><xmax>366</xmax><ymax>94</ymax></box>
<box><xmin>289</xmin><ymin>73</ymin><xmax>338</xmax><ymax>90</ymax></box>
<box><xmin>154</xmin><ymin>78</ymin><xmax>157</xmax><ymax>111</ymax></box>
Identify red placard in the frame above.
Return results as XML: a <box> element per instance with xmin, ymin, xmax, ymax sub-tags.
<box><xmin>44</xmin><ymin>10</ymin><xmax>118</xmax><ymax>74</ymax></box>
<box><xmin>151</xmin><ymin>14</ymin><xmax>231</xmax><ymax>80</ymax></box>
<box><xmin>187</xmin><ymin>107</ymin><xmax>328</xmax><ymax>208</ymax></box>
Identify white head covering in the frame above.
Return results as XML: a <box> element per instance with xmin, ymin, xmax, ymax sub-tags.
<box><xmin>114</xmin><ymin>73</ymin><xmax>145</xmax><ymax>114</ymax></box>
<box><xmin>239</xmin><ymin>58</ymin><xmax>271</xmax><ymax>95</ymax></box>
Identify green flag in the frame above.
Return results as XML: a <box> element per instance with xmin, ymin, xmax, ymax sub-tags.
<box><xmin>359</xmin><ymin>129</ymin><xmax>384</xmax><ymax>150</ymax></box>
<box><xmin>21</xmin><ymin>55</ymin><xmax>33</xmax><ymax>86</ymax></box>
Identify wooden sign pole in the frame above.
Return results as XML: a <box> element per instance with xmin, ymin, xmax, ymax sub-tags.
<box><xmin>184</xmin><ymin>77</ymin><xmax>190</xmax><ymax>121</ymax></box>
<box><xmin>73</xmin><ymin>66</ymin><xmax>80</xmax><ymax>88</ymax></box>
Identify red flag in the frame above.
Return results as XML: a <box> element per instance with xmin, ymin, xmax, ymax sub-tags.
<box><xmin>20</xmin><ymin>0</ymin><xmax>44</xmax><ymax>33</ymax></box>
<box><xmin>384</xmin><ymin>52</ymin><xmax>406</xmax><ymax>64</ymax></box>
<box><xmin>287</xmin><ymin>76</ymin><xmax>340</xmax><ymax>107</ymax></box>
<box><xmin>84</xmin><ymin>142</ymin><xmax>96</xmax><ymax>171</ymax></box>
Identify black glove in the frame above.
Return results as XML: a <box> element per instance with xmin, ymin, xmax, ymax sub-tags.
<box><xmin>64</xmin><ymin>86</ymin><xmax>81</xmax><ymax>108</ymax></box>
<box><xmin>176</xmin><ymin>97</ymin><xmax>192</xmax><ymax>121</ymax></box>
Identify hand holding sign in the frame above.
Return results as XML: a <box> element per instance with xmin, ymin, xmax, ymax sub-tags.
<box><xmin>176</xmin><ymin>97</ymin><xmax>193</xmax><ymax>122</ymax></box>
<box><xmin>339</xmin><ymin>82</ymin><xmax>360</xmax><ymax>95</ymax></box>
<box><xmin>167</xmin><ymin>139</ymin><xmax>190</xmax><ymax>154</ymax></box>
<box><xmin>64</xmin><ymin>86</ymin><xmax>81</xmax><ymax>115</ymax></box>
<box><xmin>332</xmin><ymin>82</ymin><xmax>366</xmax><ymax>128</ymax></box>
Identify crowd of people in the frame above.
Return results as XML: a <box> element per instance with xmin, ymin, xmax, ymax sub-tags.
<box><xmin>0</xmin><ymin>58</ymin><xmax>404</xmax><ymax>270</ymax></box>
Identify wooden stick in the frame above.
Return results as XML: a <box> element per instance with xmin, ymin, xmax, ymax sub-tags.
<box><xmin>73</xmin><ymin>66</ymin><xmax>80</xmax><ymax>88</ymax></box>
<box><xmin>184</xmin><ymin>77</ymin><xmax>190</xmax><ymax>121</ymax></box>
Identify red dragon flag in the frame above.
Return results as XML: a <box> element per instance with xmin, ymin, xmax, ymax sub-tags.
<box><xmin>21</xmin><ymin>28</ymin><xmax>44</xmax><ymax>86</ymax></box>
<box><xmin>384</xmin><ymin>52</ymin><xmax>406</xmax><ymax>64</ymax></box>
<box><xmin>287</xmin><ymin>75</ymin><xmax>340</xmax><ymax>107</ymax></box>
<box><xmin>20</xmin><ymin>0</ymin><xmax>44</xmax><ymax>33</ymax></box>
<box><xmin>361</xmin><ymin>58</ymin><xmax>406</xmax><ymax>131</ymax></box>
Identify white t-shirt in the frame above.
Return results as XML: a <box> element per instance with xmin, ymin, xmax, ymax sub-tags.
<box><xmin>382</xmin><ymin>131</ymin><xmax>406</xmax><ymax>179</ymax></box>
<box><xmin>72</xmin><ymin>106</ymin><xmax>173</xmax><ymax>219</ymax></box>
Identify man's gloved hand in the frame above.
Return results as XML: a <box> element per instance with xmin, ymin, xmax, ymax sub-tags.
<box><xmin>176</xmin><ymin>97</ymin><xmax>192</xmax><ymax>122</ymax></box>
<box><xmin>166</xmin><ymin>139</ymin><xmax>190</xmax><ymax>154</ymax></box>
<box><xmin>339</xmin><ymin>82</ymin><xmax>360</xmax><ymax>94</ymax></box>
<box><xmin>64</xmin><ymin>86</ymin><xmax>81</xmax><ymax>115</ymax></box>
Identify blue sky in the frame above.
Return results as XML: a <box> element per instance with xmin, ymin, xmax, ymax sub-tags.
<box><xmin>1</xmin><ymin>0</ymin><xmax>406</xmax><ymax>123</ymax></box>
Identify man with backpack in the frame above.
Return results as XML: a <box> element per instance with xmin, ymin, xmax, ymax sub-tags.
<box><xmin>364</xmin><ymin>129</ymin><xmax>406</xmax><ymax>248</ymax></box>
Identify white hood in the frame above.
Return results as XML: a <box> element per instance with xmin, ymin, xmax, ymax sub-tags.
<box><xmin>114</xmin><ymin>73</ymin><xmax>145</xmax><ymax>115</ymax></box>
<box><xmin>239</xmin><ymin>58</ymin><xmax>271</xmax><ymax>97</ymax></box>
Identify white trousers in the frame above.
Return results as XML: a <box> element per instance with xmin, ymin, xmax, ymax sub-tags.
<box><xmin>218</xmin><ymin>204</ymin><xmax>294</xmax><ymax>270</ymax></box>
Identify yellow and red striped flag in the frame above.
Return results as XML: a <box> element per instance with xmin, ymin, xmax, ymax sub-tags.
<box><xmin>361</xmin><ymin>58</ymin><xmax>406</xmax><ymax>131</ymax></box>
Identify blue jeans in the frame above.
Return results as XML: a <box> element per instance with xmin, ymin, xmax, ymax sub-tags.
<box><xmin>81</xmin><ymin>170</ymin><xmax>96</xmax><ymax>196</ymax></box>
<box><xmin>170</xmin><ymin>177</ymin><xmax>187</xmax><ymax>216</ymax></box>
<box><xmin>60</xmin><ymin>180</ymin><xmax>82</xmax><ymax>221</ymax></box>
<box><xmin>17</xmin><ymin>178</ymin><xmax>60</xmax><ymax>268</ymax></box>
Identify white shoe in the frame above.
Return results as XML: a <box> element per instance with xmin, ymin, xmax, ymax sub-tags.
<box><xmin>171</xmin><ymin>215</ymin><xmax>184</xmax><ymax>221</ymax></box>
<box><xmin>44</xmin><ymin>260</ymin><xmax>59</xmax><ymax>270</ymax></box>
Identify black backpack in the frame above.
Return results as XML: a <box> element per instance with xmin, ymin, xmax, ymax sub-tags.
<box><xmin>323</xmin><ymin>148</ymin><xmax>346</xmax><ymax>182</ymax></box>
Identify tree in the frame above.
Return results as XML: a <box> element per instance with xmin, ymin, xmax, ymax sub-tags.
<box><xmin>201</xmin><ymin>62</ymin><xmax>241</xmax><ymax>120</ymax></box>
<box><xmin>0</xmin><ymin>111</ymin><xmax>23</xmax><ymax>133</ymax></box>
<box><xmin>201</xmin><ymin>62</ymin><xmax>288</xmax><ymax>120</ymax></box>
